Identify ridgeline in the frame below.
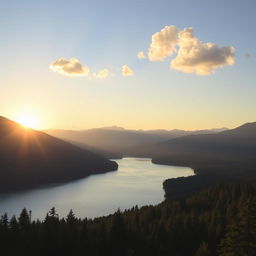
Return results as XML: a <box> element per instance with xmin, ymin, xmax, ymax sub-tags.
<box><xmin>0</xmin><ymin>116</ymin><xmax>118</xmax><ymax>192</ymax></box>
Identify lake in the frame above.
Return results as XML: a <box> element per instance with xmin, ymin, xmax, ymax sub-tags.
<box><xmin>0</xmin><ymin>158</ymin><xmax>193</xmax><ymax>219</ymax></box>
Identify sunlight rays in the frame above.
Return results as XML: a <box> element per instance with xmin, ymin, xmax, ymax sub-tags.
<box><xmin>14</xmin><ymin>110</ymin><xmax>40</xmax><ymax>129</ymax></box>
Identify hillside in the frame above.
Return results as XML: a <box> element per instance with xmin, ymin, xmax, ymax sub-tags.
<box><xmin>0</xmin><ymin>116</ymin><xmax>118</xmax><ymax>192</ymax></box>
<box><xmin>44</xmin><ymin>127</ymin><xmax>226</xmax><ymax>158</ymax></box>
<box><xmin>151</xmin><ymin>122</ymin><xmax>256</xmax><ymax>199</ymax></box>
<box><xmin>152</xmin><ymin>122</ymin><xmax>256</xmax><ymax>168</ymax></box>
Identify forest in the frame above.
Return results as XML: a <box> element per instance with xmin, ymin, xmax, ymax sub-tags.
<box><xmin>1</xmin><ymin>179</ymin><xmax>256</xmax><ymax>256</ymax></box>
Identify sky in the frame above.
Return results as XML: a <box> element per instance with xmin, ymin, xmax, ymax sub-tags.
<box><xmin>0</xmin><ymin>0</ymin><xmax>255</xmax><ymax>130</ymax></box>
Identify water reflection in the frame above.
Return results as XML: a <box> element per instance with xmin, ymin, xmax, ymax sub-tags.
<box><xmin>0</xmin><ymin>158</ymin><xmax>193</xmax><ymax>219</ymax></box>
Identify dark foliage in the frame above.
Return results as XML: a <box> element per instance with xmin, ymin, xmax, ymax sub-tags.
<box><xmin>1</xmin><ymin>180</ymin><xmax>256</xmax><ymax>256</ymax></box>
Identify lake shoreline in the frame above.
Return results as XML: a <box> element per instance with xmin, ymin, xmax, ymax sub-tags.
<box><xmin>0</xmin><ymin>158</ymin><xmax>193</xmax><ymax>219</ymax></box>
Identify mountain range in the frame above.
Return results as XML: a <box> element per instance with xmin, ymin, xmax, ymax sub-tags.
<box><xmin>151</xmin><ymin>122</ymin><xmax>256</xmax><ymax>168</ymax></box>
<box><xmin>1</xmin><ymin>115</ymin><xmax>256</xmax><ymax>195</ymax></box>
<box><xmin>44</xmin><ymin>127</ymin><xmax>227</xmax><ymax>158</ymax></box>
<box><xmin>155</xmin><ymin>122</ymin><xmax>256</xmax><ymax>199</ymax></box>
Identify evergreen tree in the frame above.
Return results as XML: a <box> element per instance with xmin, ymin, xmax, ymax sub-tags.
<box><xmin>0</xmin><ymin>180</ymin><xmax>255</xmax><ymax>256</ymax></box>
<box><xmin>9</xmin><ymin>216</ymin><xmax>19</xmax><ymax>231</ymax></box>
<box><xmin>111</xmin><ymin>209</ymin><xmax>125</xmax><ymax>239</ymax></box>
<box><xmin>0</xmin><ymin>213</ymin><xmax>8</xmax><ymax>229</ymax></box>
<box><xmin>110</xmin><ymin>209</ymin><xmax>126</xmax><ymax>254</ymax></box>
<box><xmin>45</xmin><ymin>207</ymin><xmax>59</xmax><ymax>224</ymax></box>
<box><xmin>219</xmin><ymin>197</ymin><xmax>256</xmax><ymax>256</ymax></box>
<box><xmin>18</xmin><ymin>208</ymin><xmax>30</xmax><ymax>230</ymax></box>
<box><xmin>49</xmin><ymin>207</ymin><xmax>58</xmax><ymax>219</ymax></box>
<box><xmin>66</xmin><ymin>210</ymin><xmax>76</xmax><ymax>225</ymax></box>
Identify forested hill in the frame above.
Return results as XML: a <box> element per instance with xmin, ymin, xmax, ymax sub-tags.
<box><xmin>147</xmin><ymin>122</ymin><xmax>256</xmax><ymax>202</ymax></box>
<box><xmin>1</xmin><ymin>179</ymin><xmax>256</xmax><ymax>256</ymax></box>
<box><xmin>152</xmin><ymin>122</ymin><xmax>256</xmax><ymax>169</ymax></box>
<box><xmin>0</xmin><ymin>116</ymin><xmax>118</xmax><ymax>192</ymax></box>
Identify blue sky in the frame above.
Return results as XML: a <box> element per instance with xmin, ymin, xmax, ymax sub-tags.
<box><xmin>0</xmin><ymin>0</ymin><xmax>255</xmax><ymax>130</ymax></box>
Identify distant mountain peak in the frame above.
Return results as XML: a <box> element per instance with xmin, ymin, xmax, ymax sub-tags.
<box><xmin>100</xmin><ymin>126</ymin><xmax>125</xmax><ymax>131</ymax></box>
<box><xmin>219</xmin><ymin>121</ymin><xmax>256</xmax><ymax>135</ymax></box>
<box><xmin>237</xmin><ymin>121</ymin><xmax>256</xmax><ymax>129</ymax></box>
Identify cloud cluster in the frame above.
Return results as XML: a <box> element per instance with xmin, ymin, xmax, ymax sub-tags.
<box><xmin>148</xmin><ymin>25</ymin><xmax>179</xmax><ymax>61</ymax></box>
<box><xmin>171</xmin><ymin>28</ymin><xmax>235</xmax><ymax>75</ymax></box>
<box><xmin>50</xmin><ymin>59</ymin><xmax>134</xmax><ymax>79</ymax></box>
<box><xmin>93</xmin><ymin>69</ymin><xmax>109</xmax><ymax>78</ymax></box>
<box><xmin>50</xmin><ymin>58</ymin><xmax>90</xmax><ymax>76</ymax></box>
<box><xmin>143</xmin><ymin>26</ymin><xmax>235</xmax><ymax>75</ymax></box>
<box><xmin>50</xmin><ymin>26</ymin><xmax>235</xmax><ymax>79</ymax></box>
<box><xmin>122</xmin><ymin>65</ymin><xmax>134</xmax><ymax>76</ymax></box>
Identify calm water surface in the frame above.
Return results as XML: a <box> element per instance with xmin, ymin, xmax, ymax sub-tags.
<box><xmin>0</xmin><ymin>158</ymin><xmax>193</xmax><ymax>219</ymax></box>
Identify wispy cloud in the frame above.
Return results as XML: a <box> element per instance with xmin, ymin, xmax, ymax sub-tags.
<box><xmin>93</xmin><ymin>69</ymin><xmax>109</xmax><ymax>78</ymax></box>
<box><xmin>49</xmin><ymin>58</ymin><xmax>90</xmax><ymax>76</ymax></box>
<box><xmin>122</xmin><ymin>65</ymin><xmax>134</xmax><ymax>76</ymax></box>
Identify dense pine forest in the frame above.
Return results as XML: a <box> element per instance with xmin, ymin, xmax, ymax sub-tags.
<box><xmin>1</xmin><ymin>179</ymin><xmax>256</xmax><ymax>256</ymax></box>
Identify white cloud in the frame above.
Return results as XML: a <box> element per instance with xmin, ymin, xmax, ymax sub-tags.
<box><xmin>50</xmin><ymin>58</ymin><xmax>90</xmax><ymax>76</ymax></box>
<box><xmin>141</xmin><ymin>25</ymin><xmax>235</xmax><ymax>75</ymax></box>
<box><xmin>137</xmin><ymin>51</ymin><xmax>146</xmax><ymax>59</ymax></box>
<box><xmin>171</xmin><ymin>28</ymin><xmax>235</xmax><ymax>75</ymax></box>
<box><xmin>93</xmin><ymin>69</ymin><xmax>109</xmax><ymax>78</ymax></box>
<box><xmin>148</xmin><ymin>25</ymin><xmax>179</xmax><ymax>61</ymax></box>
<box><xmin>122</xmin><ymin>65</ymin><xmax>134</xmax><ymax>76</ymax></box>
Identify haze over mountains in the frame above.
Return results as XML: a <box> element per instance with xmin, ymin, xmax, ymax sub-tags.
<box><xmin>154</xmin><ymin>122</ymin><xmax>256</xmax><ymax>199</ymax></box>
<box><xmin>151</xmin><ymin>122</ymin><xmax>256</xmax><ymax>167</ymax></box>
<box><xmin>44</xmin><ymin>127</ymin><xmax>227</xmax><ymax>158</ymax></box>
<box><xmin>0</xmin><ymin>116</ymin><xmax>117</xmax><ymax>192</ymax></box>
<box><xmin>1</xmin><ymin>115</ymin><xmax>256</xmax><ymax>197</ymax></box>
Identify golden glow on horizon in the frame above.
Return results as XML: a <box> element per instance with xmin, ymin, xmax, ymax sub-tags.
<box><xmin>14</xmin><ymin>111</ymin><xmax>40</xmax><ymax>129</ymax></box>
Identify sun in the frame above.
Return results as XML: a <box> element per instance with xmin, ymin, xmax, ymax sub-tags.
<box><xmin>15</xmin><ymin>112</ymin><xmax>40</xmax><ymax>129</ymax></box>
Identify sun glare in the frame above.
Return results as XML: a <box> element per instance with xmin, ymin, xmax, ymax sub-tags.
<box><xmin>15</xmin><ymin>112</ymin><xmax>39</xmax><ymax>129</ymax></box>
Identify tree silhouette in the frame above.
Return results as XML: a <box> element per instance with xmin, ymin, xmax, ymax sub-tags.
<box><xmin>18</xmin><ymin>208</ymin><xmax>30</xmax><ymax>230</ymax></box>
<box><xmin>0</xmin><ymin>213</ymin><xmax>8</xmax><ymax>229</ymax></box>
<box><xmin>0</xmin><ymin>180</ymin><xmax>255</xmax><ymax>256</ymax></box>
<box><xmin>66</xmin><ymin>210</ymin><xmax>76</xmax><ymax>225</ymax></box>
<box><xmin>9</xmin><ymin>216</ymin><xmax>19</xmax><ymax>231</ymax></box>
<box><xmin>219</xmin><ymin>197</ymin><xmax>256</xmax><ymax>256</ymax></box>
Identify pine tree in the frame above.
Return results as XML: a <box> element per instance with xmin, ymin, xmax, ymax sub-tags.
<box><xmin>219</xmin><ymin>197</ymin><xmax>256</xmax><ymax>256</ymax></box>
<box><xmin>0</xmin><ymin>213</ymin><xmax>8</xmax><ymax>229</ymax></box>
<box><xmin>111</xmin><ymin>209</ymin><xmax>126</xmax><ymax>254</ymax></box>
<box><xmin>49</xmin><ymin>207</ymin><xmax>58</xmax><ymax>219</ymax></box>
<box><xmin>45</xmin><ymin>207</ymin><xmax>59</xmax><ymax>224</ymax></box>
<box><xmin>9</xmin><ymin>216</ymin><xmax>19</xmax><ymax>231</ymax></box>
<box><xmin>111</xmin><ymin>209</ymin><xmax>125</xmax><ymax>239</ymax></box>
<box><xmin>18</xmin><ymin>208</ymin><xmax>30</xmax><ymax>230</ymax></box>
<box><xmin>66</xmin><ymin>210</ymin><xmax>76</xmax><ymax>225</ymax></box>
